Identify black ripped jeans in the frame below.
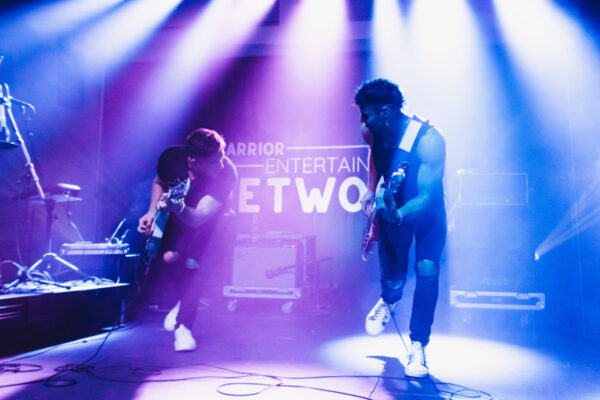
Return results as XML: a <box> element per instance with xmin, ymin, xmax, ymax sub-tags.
<box><xmin>377</xmin><ymin>208</ymin><xmax>446</xmax><ymax>346</ymax></box>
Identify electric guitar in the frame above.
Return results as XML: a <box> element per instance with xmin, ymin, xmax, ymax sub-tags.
<box><xmin>144</xmin><ymin>178</ymin><xmax>190</xmax><ymax>263</ymax></box>
<box><xmin>361</xmin><ymin>162</ymin><xmax>408</xmax><ymax>261</ymax></box>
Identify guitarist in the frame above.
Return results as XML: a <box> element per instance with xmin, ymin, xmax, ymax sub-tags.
<box><xmin>355</xmin><ymin>79</ymin><xmax>446</xmax><ymax>378</ymax></box>
<box><xmin>137</xmin><ymin>128</ymin><xmax>237</xmax><ymax>352</ymax></box>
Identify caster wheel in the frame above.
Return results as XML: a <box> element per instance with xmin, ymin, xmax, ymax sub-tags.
<box><xmin>227</xmin><ymin>299</ymin><xmax>238</xmax><ymax>312</ymax></box>
<box><xmin>281</xmin><ymin>301</ymin><xmax>294</xmax><ymax>314</ymax></box>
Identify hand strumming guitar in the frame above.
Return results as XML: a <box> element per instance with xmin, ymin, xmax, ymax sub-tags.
<box><xmin>361</xmin><ymin>167</ymin><xmax>407</xmax><ymax>261</ymax></box>
<box><xmin>375</xmin><ymin>169</ymin><xmax>406</xmax><ymax>225</ymax></box>
<box><xmin>360</xmin><ymin>190</ymin><xmax>376</xmax><ymax>217</ymax></box>
<box><xmin>138</xmin><ymin>209</ymin><xmax>157</xmax><ymax>235</ymax></box>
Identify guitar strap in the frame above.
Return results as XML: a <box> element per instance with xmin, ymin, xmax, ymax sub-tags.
<box><xmin>399</xmin><ymin>117</ymin><xmax>423</xmax><ymax>152</ymax></box>
<box><xmin>387</xmin><ymin>116</ymin><xmax>426</xmax><ymax>179</ymax></box>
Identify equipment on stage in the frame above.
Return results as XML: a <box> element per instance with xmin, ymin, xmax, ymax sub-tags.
<box><xmin>0</xmin><ymin>80</ymin><xmax>43</xmax><ymax>199</ymax></box>
<box><xmin>450</xmin><ymin>287</ymin><xmax>545</xmax><ymax>311</ymax></box>
<box><xmin>3</xmin><ymin>219</ymin><xmax>133</xmax><ymax>291</ymax></box>
<box><xmin>57</xmin><ymin>242</ymin><xmax>133</xmax><ymax>284</ymax></box>
<box><xmin>28</xmin><ymin>182</ymin><xmax>84</xmax><ymax>244</ymax></box>
<box><xmin>0</xmin><ymin>56</ymin><xmax>16</xmax><ymax>149</ymax></box>
<box><xmin>450</xmin><ymin>169</ymin><xmax>544</xmax><ymax>330</ymax></box>
<box><xmin>57</xmin><ymin>219</ymin><xmax>131</xmax><ymax>282</ymax></box>
<box><xmin>0</xmin><ymin>74</ymin><xmax>76</xmax><ymax>291</ymax></box>
<box><xmin>0</xmin><ymin>71</ymin><xmax>36</xmax><ymax>150</ymax></box>
<box><xmin>27</xmin><ymin>183</ymin><xmax>82</xmax><ymax>205</ymax></box>
<box><xmin>223</xmin><ymin>233</ymin><xmax>331</xmax><ymax>314</ymax></box>
<box><xmin>0</xmin><ymin>67</ymin><xmax>96</xmax><ymax>292</ymax></box>
<box><xmin>60</xmin><ymin>241</ymin><xmax>129</xmax><ymax>256</ymax></box>
<box><xmin>22</xmin><ymin>183</ymin><xmax>88</xmax><ymax>284</ymax></box>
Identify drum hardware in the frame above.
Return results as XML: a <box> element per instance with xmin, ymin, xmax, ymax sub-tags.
<box><xmin>1</xmin><ymin>68</ymin><xmax>86</xmax><ymax>292</ymax></box>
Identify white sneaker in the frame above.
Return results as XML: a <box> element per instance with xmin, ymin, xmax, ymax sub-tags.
<box><xmin>365</xmin><ymin>298</ymin><xmax>394</xmax><ymax>336</ymax></box>
<box><xmin>174</xmin><ymin>324</ymin><xmax>196</xmax><ymax>352</ymax></box>
<box><xmin>405</xmin><ymin>341</ymin><xmax>429</xmax><ymax>378</ymax></box>
<box><xmin>163</xmin><ymin>301</ymin><xmax>181</xmax><ymax>331</ymax></box>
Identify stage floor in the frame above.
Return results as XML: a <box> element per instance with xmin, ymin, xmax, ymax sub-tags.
<box><xmin>0</xmin><ymin>300</ymin><xmax>598</xmax><ymax>400</ymax></box>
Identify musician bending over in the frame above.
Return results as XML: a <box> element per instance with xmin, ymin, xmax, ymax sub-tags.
<box><xmin>138</xmin><ymin>128</ymin><xmax>237</xmax><ymax>352</ymax></box>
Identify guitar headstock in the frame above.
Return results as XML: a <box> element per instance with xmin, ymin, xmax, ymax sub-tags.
<box><xmin>168</xmin><ymin>178</ymin><xmax>190</xmax><ymax>200</ymax></box>
<box><xmin>389</xmin><ymin>162</ymin><xmax>409</xmax><ymax>188</ymax></box>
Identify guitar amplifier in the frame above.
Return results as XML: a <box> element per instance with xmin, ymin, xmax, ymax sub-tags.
<box><xmin>57</xmin><ymin>241</ymin><xmax>135</xmax><ymax>283</ymax></box>
<box><xmin>223</xmin><ymin>234</ymin><xmax>314</xmax><ymax>300</ymax></box>
<box><xmin>60</xmin><ymin>241</ymin><xmax>129</xmax><ymax>256</ymax></box>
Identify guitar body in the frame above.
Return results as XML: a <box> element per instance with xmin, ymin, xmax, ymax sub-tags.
<box><xmin>361</xmin><ymin>210</ymin><xmax>379</xmax><ymax>261</ymax></box>
<box><xmin>361</xmin><ymin>162</ymin><xmax>408</xmax><ymax>261</ymax></box>
<box><xmin>144</xmin><ymin>210</ymin><xmax>168</xmax><ymax>262</ymax></box>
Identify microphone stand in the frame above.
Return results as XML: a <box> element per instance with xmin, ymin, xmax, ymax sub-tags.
<box><xmin>0</xmin><ymin>82</ymin><xmax>44</xmax><ymax>200</ymax></box>
<box><xmin>1</xmin><ymin>82</ymin><xmax>86</xmax><ymax>292</ymax></box>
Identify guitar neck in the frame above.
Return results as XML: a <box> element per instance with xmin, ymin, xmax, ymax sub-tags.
<box><xmin>150</xmin><ymin>210</ymin><xmax>169</xmax><ymax>239</ymax></box>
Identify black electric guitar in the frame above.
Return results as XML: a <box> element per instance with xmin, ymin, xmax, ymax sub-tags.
<box><xmin>361</xmin><ymin>162</ymin><xmax>408</xmax><ymax>261</ymax></box>
<box><xmin>144</xmin><ymin>178</ymin><xmax>190</xmax><ymax>263</ymax></box>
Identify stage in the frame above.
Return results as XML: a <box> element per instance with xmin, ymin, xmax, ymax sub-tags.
<box><xmin>0</xmin><ymin>298</ymin><xmax>598</xmax><ymax>400</ymax></box>
<box><xmin>0</xmin><ymin>282</ymin><xmax>131</xmax><ymax>357</ymax></box>
<box><xmin>1</xmin><ymin>0</ymin><xmax>600</xmax><ymax>398</ymax></box>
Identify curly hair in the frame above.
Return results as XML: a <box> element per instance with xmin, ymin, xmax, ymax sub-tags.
<box><xmin>354</xmin><ymin>78</ymin><xmax>405</xmax><ymax>110</ymax></box>
<box><xmin>185</xmin><ymin>127</ymin><xmax>226</xmax><ymax>158</ymax></box>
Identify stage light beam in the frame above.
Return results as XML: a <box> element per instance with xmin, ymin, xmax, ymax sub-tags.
<box><xmin>26</xmin><ymin>0</ymin><xmax>124</xmax><ymax>36</ymax></box>
<box><xmin>495</xmin><ymin>0</ymin><xmax>600</xmax><ymax>258</ymax></box>
<box><xmin>280</xmin><ymin>0</ymin><xmax>348</xmax><ymax>87</ymax></box>
<box><xmin>493</xmin><ymin>0</ymin><xmax>600</xmax><ymax>134</ymax></box>
<box><xmin>535</xmin><ymin>179</ymin><xmax>600</xmax><ymax>259</ymax></box>
<box><xmin>0</xmin><ymin>0</ymin><xmax>124</xmax><ymax>50</ymax></box>
<box><xmin>107</xmin><ymin>0</ymin><xmax>277</xmax><ymax>162</ymax></box>
<box><xmin>371</xmin><ymin>0</ymin><xmax>407</xmax><ymax>80</ymax></box>
<box><xmin>73</xmin><ymin>0</ymin><xmax>183</xmax><ymax>76</ymax></box>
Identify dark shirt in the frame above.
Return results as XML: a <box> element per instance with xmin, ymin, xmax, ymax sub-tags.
<box><xmin>160</xmin><ymin>155</ymin><xmax>237</xmax><ymax>261</ymax></box>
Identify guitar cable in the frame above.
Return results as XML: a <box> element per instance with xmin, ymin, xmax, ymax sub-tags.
<box><xmin>0</xmin><ymin>316</ymin><xmax>494</xmax><ymax>399</ymax></box>
<box><xmin>387</xmin><ymin>303</ymin><xmax>410</xmax><ymax>355</ymax></box>
<box><xmin>383</xmin><ymin>305</ymin><xmax>494</xmax><ymax>400</ymax></box>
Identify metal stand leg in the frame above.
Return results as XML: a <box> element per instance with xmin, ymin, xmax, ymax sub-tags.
<box><xmin>28</xmin><ymin>253</ymin><xmax>90</xmax><ymax>281</ymax></box>
<box><xmin>1</xmin><ymin>81</ymin><xmax>84</xmax><ymax>291</ymax></box>
<box><xmin>3</xmin><ymin>257</ymin><xmax>73</xmax><ymax>291</ymax></box>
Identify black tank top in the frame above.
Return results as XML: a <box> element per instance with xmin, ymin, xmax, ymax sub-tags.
<box><xmin>371</xmin><ymin>115</ymin><xmax>444</xmax><ymax>210</ymax></box>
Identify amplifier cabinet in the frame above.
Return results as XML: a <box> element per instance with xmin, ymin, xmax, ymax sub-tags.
<box><xmin>56</xmin><ymin>242</ymin><xmax>136</xmax><ymax>283</ymax></box>
<box><xmin>223</xmin><ymin>234</ymin><xmax>311</xmax><ymax>300</ymax></box>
